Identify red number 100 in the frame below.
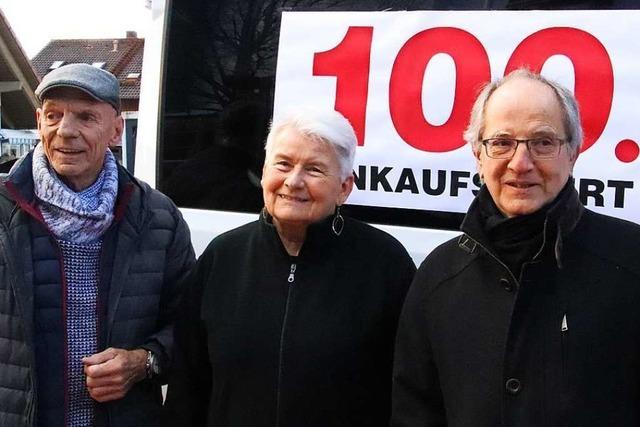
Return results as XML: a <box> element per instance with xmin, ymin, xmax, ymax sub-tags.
<box><xmin>313</xmin><ymin>25</ymin><xmax>613</xmax><ymax>153</ymax></box>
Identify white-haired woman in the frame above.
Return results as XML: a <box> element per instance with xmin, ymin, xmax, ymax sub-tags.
<box><xmin>165</xmin><ymin>109</ymin><xmax>416</xmax><ymax>426</ymax></box>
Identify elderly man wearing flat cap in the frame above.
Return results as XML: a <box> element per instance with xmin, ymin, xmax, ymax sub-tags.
<box><xmin>0</xmin><ymin>63</ymin><xmax>195</xmax><ymax>426</ymax></box>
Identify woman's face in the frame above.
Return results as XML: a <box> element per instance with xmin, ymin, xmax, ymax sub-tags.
<box><xmin>261</xmin><ymin>127</ymin><xmax>353</xmax><ymax>234</ymax></box>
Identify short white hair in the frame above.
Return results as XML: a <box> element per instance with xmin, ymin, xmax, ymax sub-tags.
<box><xmin>264</xmin><ymin>108</ymin><xmax>357</xmax><ymax>180</ymax></box>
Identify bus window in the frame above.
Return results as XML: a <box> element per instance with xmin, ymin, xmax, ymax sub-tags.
<box><xmin>159</xmin><ymin>0</ymin><xmax>638</xmax><ymax>231</ymax></box>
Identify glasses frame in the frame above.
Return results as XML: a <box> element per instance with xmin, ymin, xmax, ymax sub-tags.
<box><xmin>481</xmin><ymin>137</ymin><xmax>567</xmax><ymax>160</ymax></box>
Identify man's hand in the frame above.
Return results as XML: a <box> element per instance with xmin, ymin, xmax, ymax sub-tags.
<box><xmin>83</xmin><ymin>347</ymin><xmax>148</xmax><ymax>402</ymax></box>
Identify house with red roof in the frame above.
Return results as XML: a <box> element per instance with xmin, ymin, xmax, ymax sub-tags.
<box><xmin>0</xmin><ymin>8</ymin><xmax>40</xmax><ymax>169</ymax></box>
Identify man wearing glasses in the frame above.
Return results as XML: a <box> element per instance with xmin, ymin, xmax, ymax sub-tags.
<box><xmin>392</xmin><ymin>68</ymin><xmax>640</xmax><ymax>426</ymax></box>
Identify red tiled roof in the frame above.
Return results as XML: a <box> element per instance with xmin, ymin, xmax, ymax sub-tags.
<box><xmin>119</xmin><ymin>43</ymin><xmax>144</xmax><ymax>100</ymax></box>
<box><xmin>31</xmin><ymin>37</ymin><xmax>144</xmax><ymax>104</ymax></box>
<box><xmin>0</xmin><ymin>9</ymin><xmax>39</xmax><ymax>128</ymax></box>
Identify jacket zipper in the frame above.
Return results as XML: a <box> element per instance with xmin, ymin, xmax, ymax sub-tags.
<box><xmin>24</xmin><ymin>210</ymin><xmax>70</xmax><ymax>426</ymax></box>
<box><xmin>275</xmin><ymin>262</ymin><xmax>296</xmax><ymax>427</ymax></box>
<box><xmin>20</xmin><ymin>208</ymin><xmax>86</xmax><ymax>426</ymax></box>
<box><xmin>51</xmin><ymin>236</ymin><xmax>70</xmax><ymax>427</ymax></box>
<box><xmin>287</xmin><ymin>263</ymin><xmax>296</xmax><ymax>283</ymax></box>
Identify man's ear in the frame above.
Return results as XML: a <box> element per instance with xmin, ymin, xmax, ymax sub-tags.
<box><xmin>569</xmin><ymin>145</ymin><xmax>579</xmax><ymax>170</ymax></box>
<box><xmin>473</xmin><ymin>145</ymin><xmax>483</xmax><ymax>171</ymax></box>
<box><xmin>109</xmin><ymin>115</ymin><xmax>124</xmax><ymax>147</ymax></box>
<box><xmin>36</xmin><ymin>108</ymin><xmax>42</xmax><ymax>132</ymax></box>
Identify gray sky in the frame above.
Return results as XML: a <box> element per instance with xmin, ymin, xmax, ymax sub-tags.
<box><xmin>0</xmin><ymin>0</ymin><xmax>151</xmax><ymax>58</ymax></box>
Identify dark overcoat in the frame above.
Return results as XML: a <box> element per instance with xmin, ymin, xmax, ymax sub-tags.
<box><xmin>164</xmin><ymin>213</ymin><xmax>416</xmax><ymax>426</ymax></box>
<box><xmin>392</xmin><ymin>188</ymin><xmax>640</xmax><ymax>427</ymax></box>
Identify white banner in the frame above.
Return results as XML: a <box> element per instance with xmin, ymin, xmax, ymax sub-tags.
<box><xmin>274</xmin><ymin>11</ymin><xmax>640</xmax><ymax>223</ymax></box>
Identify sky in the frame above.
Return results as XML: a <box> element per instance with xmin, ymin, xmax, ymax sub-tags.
<box><xmin>0</xmin><ymin>0</ymin><xmax>152</xmax><ymax>58</ymax></box>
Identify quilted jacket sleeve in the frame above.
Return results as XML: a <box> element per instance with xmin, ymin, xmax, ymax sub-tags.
<box><xmin>139</xmin><ymin>200</ymin><xmax>196</xmax><ymax>383</ymax></box>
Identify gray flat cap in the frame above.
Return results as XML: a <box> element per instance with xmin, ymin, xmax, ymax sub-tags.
<box><xmin>35</xmin><ymin>63</ymin><xmax>121</xmax><ymax>112</ymax></box>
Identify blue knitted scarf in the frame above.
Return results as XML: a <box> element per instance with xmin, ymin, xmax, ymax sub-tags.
<box><xmin>32</xmin><ymin>143</ymin><xmax>118</xmax><ymax>244</ymax></box>
<box><xmin>32</xmin><ymin>144</ymin><xmax>119</xmax><ymax>425</ymax></box>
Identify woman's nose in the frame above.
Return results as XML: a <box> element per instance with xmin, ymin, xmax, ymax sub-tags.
<box><xmin>284</xmin><ymin>168</ymin><xmax>305</xmax><ymax>188</ymax></box>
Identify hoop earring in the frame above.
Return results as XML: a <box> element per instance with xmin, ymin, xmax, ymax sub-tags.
<box><xmin>332</xmin><ymin>205</ymin><xmax>344</xmax><ymax>236</ymax></box>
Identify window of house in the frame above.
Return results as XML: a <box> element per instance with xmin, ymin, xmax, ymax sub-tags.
<box><xmin>49</xmin><ymin>60</ymin><xmax>65</xmax><ymax>70</ymax></box>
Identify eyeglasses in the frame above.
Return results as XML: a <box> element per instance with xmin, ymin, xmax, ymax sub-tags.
<box><xmin>481</xmin><ymin>137</ymin><xmax>567</xmax><ymax>160</ymax></box>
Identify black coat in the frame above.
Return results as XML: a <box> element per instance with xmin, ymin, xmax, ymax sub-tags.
<box><xmin>392</xmin><ymin>187</ymin><xmax>640</xmax><ymax>427</ymax></box>
<box><xmin>164</xmin><ymin>213</ymin><xmax>416</xmax><ymax>426</ymax></box>
<box><xmin>0</xmin><ymin>152</ymin><xmax>195</xmax><ymax>426</ymax></box>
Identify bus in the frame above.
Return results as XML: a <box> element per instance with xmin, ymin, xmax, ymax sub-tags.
<box><xmin>135</xmin><ymin>0</ymin><xmax>640</xmax><ymax>262</ymax></box>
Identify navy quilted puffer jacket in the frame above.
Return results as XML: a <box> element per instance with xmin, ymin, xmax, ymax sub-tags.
<box><xmin>0</xmin><ymin>152</ymin><xmax>195</xmax><ymax>427</ymax></box>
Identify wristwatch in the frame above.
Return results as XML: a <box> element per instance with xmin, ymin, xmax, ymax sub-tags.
<box><xmin>145</xmin><ymin>350</ymin><xmax>161</xmax><ymax>379</ymax></box>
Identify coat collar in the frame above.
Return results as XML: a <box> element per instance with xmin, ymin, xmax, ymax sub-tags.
<box><xmin>460</xmin><ymin>178</ymin><xmax>584</xmax><ymax>269</ymax></box>
<box><xmin>259</xmin><ymin>208</ymin><xmax>341</xmax><ymax>260</ymax></box>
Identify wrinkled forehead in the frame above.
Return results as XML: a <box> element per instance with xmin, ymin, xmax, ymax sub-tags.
<box><xmin>486</xmin><ymin>76</ymin><xmax>562</xmax><ymax>114</ymax></box>
<box><xmin>490</xmin><ymin>77</ymin><xmax>561</xmax><ymax>107</ymax></box>
<box><xmin>484</xmin><ymin>78</ymin><xmax>565</xmax><ymax>131</ymax></box>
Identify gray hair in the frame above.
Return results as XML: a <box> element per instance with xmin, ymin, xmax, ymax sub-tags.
<box><xmin>463</xmin><ymin>68</ymin><xmax>583</xmax><ymax>156</ymax></box>
<box><xmin>265</xmin><ymin>108</ymin><xmax>357</xmax><ymax>180</ymax></box>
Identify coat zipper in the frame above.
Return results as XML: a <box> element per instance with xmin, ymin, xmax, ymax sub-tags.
<box><xmin>287</xmin><ymin>263</ymin><xmax>296</xmax><ymax>283</ymax></box>
<box><xmin>561</xmin><ymin>313</ymin><xmax>568</xmax><ymax>386</ymax></box>
<box><xmin>276</xmin><ymin>262</ymin><xmax>296</xmax><ymax>427</ymax></box>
